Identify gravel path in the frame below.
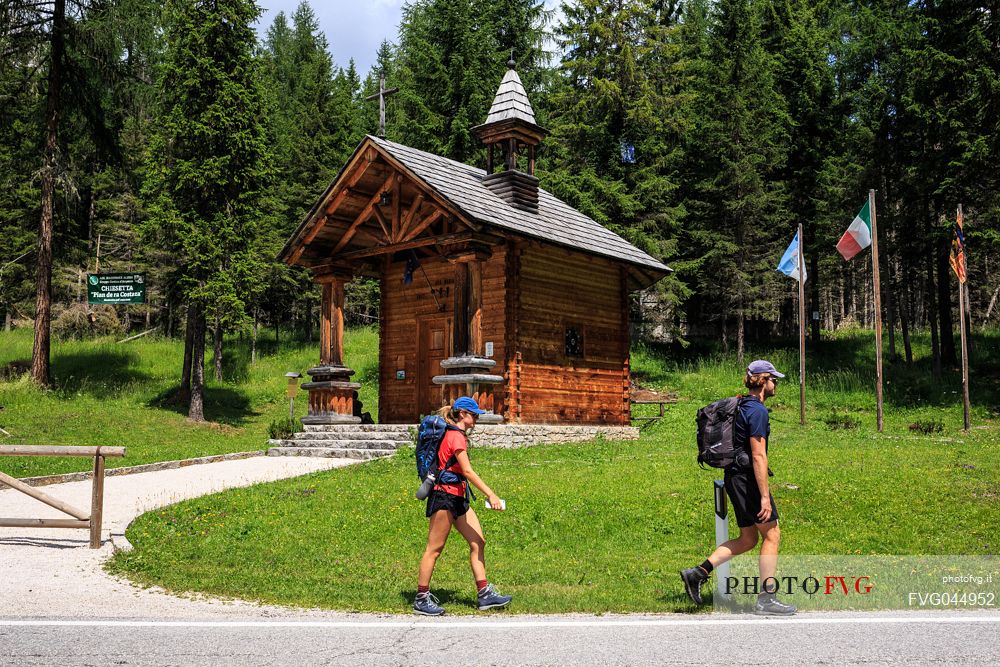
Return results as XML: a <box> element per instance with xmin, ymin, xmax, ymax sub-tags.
<box><xmin>0</xmin><ymin>456</ymin><xmax>366</xmax><ymax>621</ymax></box>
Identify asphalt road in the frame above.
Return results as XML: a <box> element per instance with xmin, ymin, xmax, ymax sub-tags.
<box><xmin>2</xmin><ymin>612</ymin><xmax>997</xmax><ymax>666</ymax></box>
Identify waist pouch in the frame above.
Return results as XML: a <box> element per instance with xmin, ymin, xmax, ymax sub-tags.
<box><xmin>732</xmin><ymin>450</ymin><xmax>774</xmax><ymax>476</ymax></box>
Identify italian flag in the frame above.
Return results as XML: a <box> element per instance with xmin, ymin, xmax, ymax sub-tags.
<box><xmin>836</xmin><ymin>199</ymin><xmax>873</xmax><ymax>261</ymax></box>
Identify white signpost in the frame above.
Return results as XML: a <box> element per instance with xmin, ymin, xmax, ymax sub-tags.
<box><xmin>714</xmin><ymin>480</ymin><xmax>730</xmax><ymax>601</ymax></box>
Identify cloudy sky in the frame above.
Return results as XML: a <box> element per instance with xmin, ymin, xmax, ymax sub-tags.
<box><xmin>256</xmin><ymin>0</ymin><xmax>562</xmax><ymax>76</ymax></box>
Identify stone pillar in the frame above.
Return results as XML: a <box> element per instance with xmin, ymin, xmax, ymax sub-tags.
<box><xmin>302</xmin><ymin>273</ymin><xmax>361</xmax><ymax>425</ymax></box>
<box><xmin>434</xmin><ymin>250</ymin><xmax>503</xmax><ymax>424</ymax></box>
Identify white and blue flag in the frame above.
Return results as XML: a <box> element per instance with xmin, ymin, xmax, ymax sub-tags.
<box><xmin>777</xmin><ymin>231</ymin><xmax>807</xmax><ymax>283</ymax></box>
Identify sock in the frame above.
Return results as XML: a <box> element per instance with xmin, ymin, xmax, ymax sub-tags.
<box><xmin>476</xmin><ymin>579</ymin><xmax>489</xmax><ymax>593</ymax></box>
<box><xmin>699</xmin><ymin>560</ymin><xmax>714</xmax><ymax>575</ymax></box>
<box><xmin>417</xmin><ymin>585</ymin><xmax>430</xmax><ymax>595</ymax></box>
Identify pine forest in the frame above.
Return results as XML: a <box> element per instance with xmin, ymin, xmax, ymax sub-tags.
<box><xmin>2</xmin><ymin>0</ymin><xmax>998</xmax><ymax>416</ymax></box>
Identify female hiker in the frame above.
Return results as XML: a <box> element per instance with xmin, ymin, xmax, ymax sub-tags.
<box><xmin>414</xmin><ymin>396</ymin><xmax>512</xmax><ymax>616</ymax></box>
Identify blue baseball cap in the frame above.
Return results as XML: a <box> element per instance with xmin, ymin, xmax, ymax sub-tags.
<box><xmin>747</xmin><ymin>359</ymin><xmax>785</xmax><ymax>378</ymax></box>
<box><xmin>452</xmin><ymin>396</ymin><xmax>485</xmax><ymax>415</ymax></box>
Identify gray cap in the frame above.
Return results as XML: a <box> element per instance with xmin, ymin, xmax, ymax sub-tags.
<box><xmin>747</xmin><ymin>359</ymin><xmax>785</xmax><ymax>378</ymax></box>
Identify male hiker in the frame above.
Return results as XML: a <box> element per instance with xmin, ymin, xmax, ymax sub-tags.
<box><xmin>681</xmin><ymin>360</ymin><xmax>796</xmax><ymax>615</ymax></box>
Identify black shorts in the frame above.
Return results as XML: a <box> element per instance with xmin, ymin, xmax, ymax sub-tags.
<box><xmin>724</xmin><ymin>470</ymin><xmax>779</xmax><ymax>528</ymax></box>
<box><xmin>426</xmin><ymin>489</ymin><xmax>470</xmax><ymax>519</ymax></box>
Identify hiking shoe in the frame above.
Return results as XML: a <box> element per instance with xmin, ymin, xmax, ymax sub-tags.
<box><xmin>680</xmin><ymin>567</ymin><xmax>710</xmax><ymax>605</ymax></box>
<box><xmin>755</xmin><ymin>594</ymin><xmax>797</xmax><ymax>616</ymax></box>
<box><xmin>413</xmin><ymin>592</ymin><xmax>445</xmax><ymax>616</ymax></box>
<box><xmin>477</xmin><ymin>584</ymin><xmax>512</xmax><ymax>611</ymax></box>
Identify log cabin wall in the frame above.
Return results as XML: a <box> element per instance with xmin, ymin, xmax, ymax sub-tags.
<box><xmin>514</xmin><ymin>244</ymin><xmax>630</xmax><ymax>425</ymax></box>
<box><xmin>378</xmin><ymin>246</ymin><xmax>507</xmax><ymax>423</ymax></box>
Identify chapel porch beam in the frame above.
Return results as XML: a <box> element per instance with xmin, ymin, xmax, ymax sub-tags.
<box><xmin>334</xmin><ymin>227</ymin><xmax>468</xmax><ymax>261</ymax></box>
<box><xmin>288</xmin><ymin>158</ymin><xmax>375</xmax><ymax>264</ymax></box>
<box><xmin>330</xmin><ymin>172</ymin><xmax>397</xmax><ymax>256</ymax></box>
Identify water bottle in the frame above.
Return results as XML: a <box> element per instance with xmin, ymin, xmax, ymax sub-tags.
<box><xmin>415</xmin><ymin>473</ymin><xmax>436</xmax><ymax>500</ymax></box>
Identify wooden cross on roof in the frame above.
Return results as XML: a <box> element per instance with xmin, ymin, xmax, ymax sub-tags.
<box><xmin>364</xmin><ymin>71</ymin><xmax>398</xmax><ymax>138</ymax></box>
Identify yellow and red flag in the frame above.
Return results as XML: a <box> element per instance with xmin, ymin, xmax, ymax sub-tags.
<box><xmin>949</xmin><ymin>207</ymin><xmax>967</xmax><ymax>284</ymax></box>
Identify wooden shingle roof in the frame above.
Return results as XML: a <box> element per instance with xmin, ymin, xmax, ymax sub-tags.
<box><xmin>368</xmin><ymin>136</ymin><xmax>671</xmax><ymax>284</ymax></box>
<box><xmin>484</xmin><ymin>68</ymin><xmax>538</xmax><ymax>125</ymax></box>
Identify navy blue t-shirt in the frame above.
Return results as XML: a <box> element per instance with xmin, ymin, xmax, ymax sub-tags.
<box><xmin>734</xmin><ymin>396</ymin><xmax>769</xmax><ymax>464</ymax></box>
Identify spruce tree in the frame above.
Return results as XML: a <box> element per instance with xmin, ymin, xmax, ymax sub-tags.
<box><xmin>395</xmin><ymin>0</ymin><xmax>548</xmax><ymax>162</ymax></box>
<box><xmin>143</xmin><ymin>0</ymin><xmax>271</xmax><ymax>420</ymax></box>
<box><xmin>681</xmin><ymin>0</ymin><xmax>789</xmax><ymax>359</ymax></box>
<box><xmin>761</xmin><ymin>0</ymin><xmax>838</xmax><ymax>344</ymax></box>
<box><xmin>543</xmin><ymin>0</ymin><xmax>689</xmax><ymax>335</ymax></box>
<box><xmin>2</xmin><ymin>0</ymin><xmax>159</xmax><ymax>381</ymax></box>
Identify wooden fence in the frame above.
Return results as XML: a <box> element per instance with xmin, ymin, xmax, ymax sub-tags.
<box><xmin>0</xmin><ymin>445</ymin><xmax>126</xmax><ymax>548</ymax></box>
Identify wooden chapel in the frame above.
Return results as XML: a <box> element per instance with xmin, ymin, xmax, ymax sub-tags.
<box><xmin>278</xmin><ymin>61</ymin><xmax>671</xmax><ymax>426</ymax></box>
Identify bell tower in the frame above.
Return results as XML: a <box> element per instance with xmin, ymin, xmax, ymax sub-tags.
<box><xmin>472</xmin><ymin>58</ymin><xmax>548</xmax><ymax>212</ymax></box>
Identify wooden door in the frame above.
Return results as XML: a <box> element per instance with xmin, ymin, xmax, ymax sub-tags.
<box><xmin>417</xmin><ymin>316</ymin><xmax>451</xmax><ymax>417</ymax></box>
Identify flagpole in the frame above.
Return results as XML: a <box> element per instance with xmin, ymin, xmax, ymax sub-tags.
<box><xmin>798</xmin><ymin>223</ymin><xmax>806</xmax><ymax>425</ymax></box>
<box><xmin>957</xmin><ymin>204</ymin><xmax>971</xmax><ymax>431</ymax></box>
<box><xmin>869</xmin><ymin>189</ymin><xmax>884</xmax><ymax>432</ymax></box>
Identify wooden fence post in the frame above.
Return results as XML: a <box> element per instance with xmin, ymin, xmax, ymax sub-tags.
<box><xmin>0</xmin><ymin>445</ymin><xmax>123</xmax><ymax>549</ymax></box>
<box><xmin>90</xmin><ymin>450</ymin><xmax>106</xmax><ymax>549</ymax></box>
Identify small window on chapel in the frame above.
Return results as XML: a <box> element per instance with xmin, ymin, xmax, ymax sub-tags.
<box><xmin>565</xmin><ymin>325</ymin><xmax>584</xmax><ymax>358</ymax></box>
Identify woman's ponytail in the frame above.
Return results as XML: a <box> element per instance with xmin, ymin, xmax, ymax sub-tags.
<box><xmin>435</xmin><ymin>405</ymin><xmax>460</xmax><ymax>426</ymax></box>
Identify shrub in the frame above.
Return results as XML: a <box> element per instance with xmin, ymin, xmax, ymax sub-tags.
<box><xmin>823</xmin><ymin>411</ymin><xmax>861</xmax><ymax>431</ymax></box>
<box><xmin>0</xmin><ymin>359</ymin><xmax>31</xmax><ymax>381</ymax></box>
<box><xmin>909</xmin><ymin>420</ymin><xmax>944</xmax><ymax>435</ymax></box>
<box><xmin>268</xmin><ymin>417</ymin><xmax>302</xmax><ymax>440</ymax></box>
<box><xmin>51</xmin><ymin>303</ymin><xmax>124</xmax><ymax>340</ymax></box>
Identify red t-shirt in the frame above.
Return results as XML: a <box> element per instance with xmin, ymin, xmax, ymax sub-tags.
<box><xmin>434</xmin><ymin>428</ymin><xmax>468</xmax><ymax>497</ymax></box>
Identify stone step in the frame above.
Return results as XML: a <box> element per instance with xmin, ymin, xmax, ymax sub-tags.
<box><xmin>291</xmin><ymin>431</ymin><xmax>412</xmax><ymax>442</ymax></box>
<box><xmin>267</xmin><ymin>447</ymin><xmax>397</xmax><ymax>460</ymax></box>
<box><xmin>302</xmin><ymin>424</ymin><xmax>413</xmax><ymax>433</ymax></box>
<box><xmin>270</xmin><ymin>439</ymin><xmax>410</xmax><ymax>450</ymax></box>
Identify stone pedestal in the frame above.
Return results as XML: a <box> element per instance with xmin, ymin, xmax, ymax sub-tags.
<box><xmin>433</xmin><ymin>355</ymin><xmax>504</xmax><ymax>424</ymax></box>
<box><xmin>301</xmin><ymin>364</ymin><xmax>362</xmax><ymax>425</ymax></box>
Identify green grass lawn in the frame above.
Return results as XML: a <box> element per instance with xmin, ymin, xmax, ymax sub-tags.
<box><xmin>0</xmin><ymin>326</ymin><xmax>379</xmax><ymax>477</ymax></box>
<box><xmin>104</xmin><ymin>329</ymin><xmax>999</xmax><ymax>614</ymax></box>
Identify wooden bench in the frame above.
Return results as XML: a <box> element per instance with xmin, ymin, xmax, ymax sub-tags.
<box><xmin>631</xmin><ymin>398</ymin><xmax>678</xmax><ymax>427</ymax></box>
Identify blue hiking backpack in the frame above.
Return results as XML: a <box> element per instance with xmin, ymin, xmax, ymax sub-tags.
<box><xmin>415</xmin><ymin>415</ymin><xmax>466</xmax><ymax>487</ymax></box>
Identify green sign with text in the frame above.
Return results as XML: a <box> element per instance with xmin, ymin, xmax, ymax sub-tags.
<box><xmin>87</xmin><ymin>273</ymin><xmax>146</xmax><ymax>304</ymax></box>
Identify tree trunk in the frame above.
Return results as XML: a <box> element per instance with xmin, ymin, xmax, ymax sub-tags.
<box><xmin>927</xmin><ymin>257</ymin><xmax>941</xmax><ymax>381</ymax></box>
<box><xmin>809</xmin><ymin>249</ymin><xmax>820</xmax><ymax>345</ymax></box>
<box><xmin>838</xmin><ymin>280</ymin><xmax>845</xmax><ymax>328</ymax></box>
<box><xmin>901</xmin><ymin>269</ymin><xmax>913</xmax><ymax>365</ymax></box>
<box><xmin>886</xmin><ymin>259</ymin><xmax>897</xmax><ymax>362</ymax></box>
<box><xmin>31</xmin><ymin>0</ymin><xmax>66</xmax><ymax>388</ymax></box>
<box><xmin>179</xmin><ymin>306</ymin><xmax>195</xmax><ymax>402</ymax></box>
<box><xmin>188</xmin><ymin>305</ymin><xmax>206</xmax><ymax>422</ymax></box>
<box><xmin>985</xmin><ymin>286</ymin><xmax>1000</xmax><ymax>324</ymax></box>
<box><xmin>213</xmin><ymin>317</ymin><xmax>223</xmax><ymax>382</ymax></box>
<box><xmin>251</xmin><ymin>308</ymin><xmax>258</xmax><ymax>365</ymax></box>
<box><xmin>720</xmin><ymin>310</ymin><xmax>729</xmax><ymax>354</ymax></box>
<box><xmin>736</xmin><ymin>314</ymin><xmax>745</xmax><ymax>367</ymax></box>
<box><xmin>4</xmin><ymin>311</ymin><xmax>11</xmax><ymax>332</ymax></box>
<box><xmin>937</xmin><ymin>243</ymin><xmax>957</xmax><ymax>366</ymax></box>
